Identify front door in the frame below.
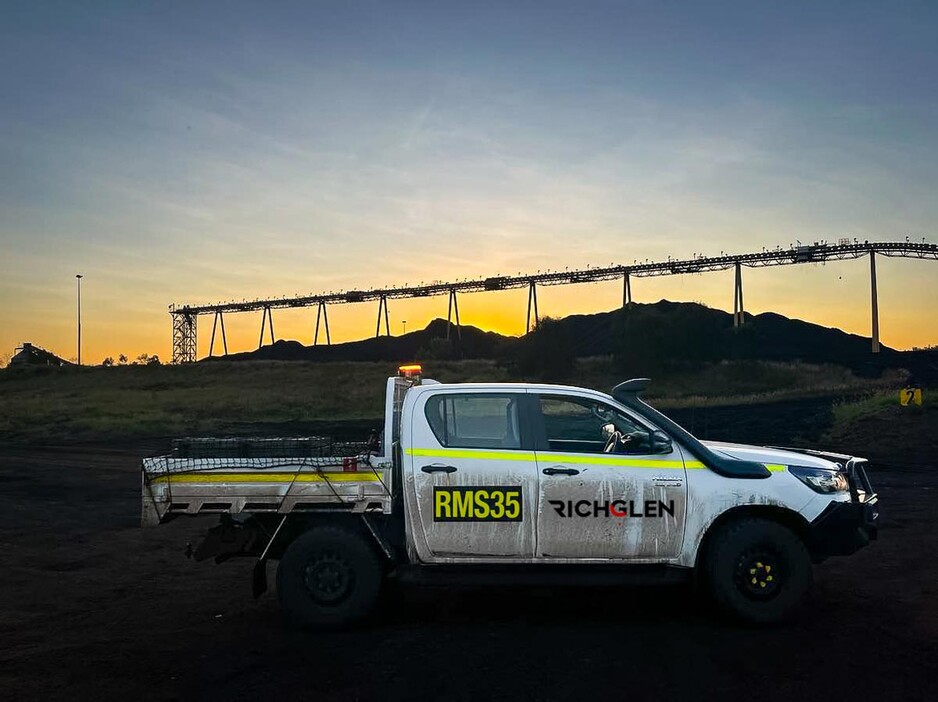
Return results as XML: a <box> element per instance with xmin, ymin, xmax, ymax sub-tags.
<box><xmin>533</xmin><ymin>393</ymin><xmax>687</xmax><ymax>560</ymax></box>
<box><xmin>407</xmin><ymin>391</ymin><xmax>538</xmax><ymax>560</ymax></box>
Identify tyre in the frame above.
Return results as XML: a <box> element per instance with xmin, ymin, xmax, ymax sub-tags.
<box><xmin>702</xmin><ymin>517</ymin><xmax>812</xmax><ymax>624</ymax></box>
<box><xmin>276</xmin><ymin>525</ymin><xmax>384</xmax><ymax>629</ymax></box>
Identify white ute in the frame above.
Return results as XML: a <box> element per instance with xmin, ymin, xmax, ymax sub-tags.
<box><xmin>142</xmin><ymin>366</ymin><xmax>879</xmax><ymax>626</ymax></box>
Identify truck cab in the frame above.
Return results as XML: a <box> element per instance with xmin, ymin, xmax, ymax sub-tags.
<box><xmin>403</xmin><ymin>382</ymin><xmax>690</xmax><ymax>562</ymax></box>
<box><xmin>142</xmin><ymin>366</ymin><xmax>879</xmax><ymax>627</ymax></box>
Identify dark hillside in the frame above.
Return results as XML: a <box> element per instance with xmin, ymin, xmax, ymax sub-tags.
<box><xmin>213</xmin><ymin>301</ymin><xmax>913</xmax><ymax>375</ymax></box>
<box><xmin>217</xmin><ymin>318</ymin><xmax>511</xmax><ymax>363</ymax></box>
<box><xmin>608</xmin><ymin>302</ymin><xmax>899</xmax><ymax>375</ymax></box>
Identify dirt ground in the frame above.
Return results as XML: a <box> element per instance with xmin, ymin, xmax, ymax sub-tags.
<box><xmin>1</xmin><ymin>441</ymin><xmax>936</xmax><ymax>702</ymax></box>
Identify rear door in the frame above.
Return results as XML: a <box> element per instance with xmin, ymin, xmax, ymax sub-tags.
<box><xmin>407</xmin><ymin>390</ymin><xmax>538</xmax><ymax>560</ymax></box>
<box><xmin>532</xmin><ymin>393</ymin><xmax>687</xmax><ymax>560</ymax></box>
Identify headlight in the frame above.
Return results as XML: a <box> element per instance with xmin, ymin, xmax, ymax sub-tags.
<box><xmin>789</xmin><ymin>465</ymin><xmax>850</xmax><ymax>493</ymax></box>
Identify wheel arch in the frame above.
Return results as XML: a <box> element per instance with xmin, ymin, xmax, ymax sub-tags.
<box><xmin>264</xmin><ymin>513</ymin><xmax>398</xmax><ymax>563</ymax></box>
<box><xmin>694</xmin><ymin>505</ymin><xmax>812</xmax><ymax>571</ymax></box>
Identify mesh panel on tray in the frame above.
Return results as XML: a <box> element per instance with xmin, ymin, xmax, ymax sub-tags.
<box><xmin>170</xmin><ymin>436</ymin><xmax>345</xmax><ymax>459</ymax></box>
<box><xmin>145</xmin><ymin>437</ymin><xmax>374</xmax><ymax>476</ymax></box>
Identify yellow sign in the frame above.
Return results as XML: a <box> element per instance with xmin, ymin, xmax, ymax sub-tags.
<box><xmin>433</xmin><ymin>487</ymin><xmax>522</xmax><ymax>522</ymax></box>
<box><xmin>900</xmin><ymin>388</ymin><xmax>923</xmax><ymax>406</ymax></box>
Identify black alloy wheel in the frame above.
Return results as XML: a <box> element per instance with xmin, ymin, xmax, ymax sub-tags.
<box><xmin>734</xmin><ymin>547</ymin><xmax>782</xmax><ymax>599</ymax></box>
<box><xmin>703</xmin><ymin>517</ymin><xmax>812</xmax><ymax>624</ymax></box>
<box><xmin>304</xmin><ymin>550</ymin><xmax>355</xmax><ymax>604</ymax></box>
<box><xmin>277</xmin><ymin>526</ymin><xmax>384</xmax><ymax>628</ymax></box>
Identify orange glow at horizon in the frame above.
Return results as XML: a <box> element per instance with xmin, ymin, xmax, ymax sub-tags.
<box><xmin>2</xmin><ymin>255</ymin><xmax>935</xmax><ymax>365</ymax></box>
<box><xmin>186</xmin><ymin>256</ymin><xmax>936</xmax><ymax>360</ymax></box>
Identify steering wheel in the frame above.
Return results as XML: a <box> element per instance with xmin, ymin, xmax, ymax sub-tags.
<box><xmin>604</xmin><ymin>430</ymin><xmax>628</xmax><ymax>453</ymax></box>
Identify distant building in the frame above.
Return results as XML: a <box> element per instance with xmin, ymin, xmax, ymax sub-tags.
<box><xmin>8</xmin><ymin>342</ymin><xmax>72</xmax><ymax>367</ymax></box>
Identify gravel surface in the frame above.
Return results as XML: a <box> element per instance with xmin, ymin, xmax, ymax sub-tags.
<box><xmin>0</xmin><ymin>441</ymin><xmax>935</xmax><ymax>701</ymax></box>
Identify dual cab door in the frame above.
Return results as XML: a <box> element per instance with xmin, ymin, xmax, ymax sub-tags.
<box><xmin>408</xmin><ymin>390</ymin><xmax>687</xmax><ymax>562</ymax></box>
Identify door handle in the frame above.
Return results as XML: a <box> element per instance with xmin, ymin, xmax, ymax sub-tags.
<box><xmin>421</xmin><ymin>464</ymin><xmax>458</xmax><ymax>474</ymax></box>
<box><xmin>542</xmin><ymin>467</ymin><xmax>580</xmax><ymax>476</ymax></box>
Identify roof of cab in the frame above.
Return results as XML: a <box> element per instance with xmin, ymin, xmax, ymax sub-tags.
<box><xmin>410</xmin><ymin>380</ymin><xmax>615</xmax><ymax>400</ymax></box>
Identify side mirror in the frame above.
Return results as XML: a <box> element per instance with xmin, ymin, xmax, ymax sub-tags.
<box><xmin>650</xmin><ymin>429</ymin><xmax>672</xmax><ymax>455</ymax></box>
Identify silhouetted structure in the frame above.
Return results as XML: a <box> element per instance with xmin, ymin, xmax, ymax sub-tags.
<box><xmin>170</xmin><ymin>239</ymin><xmax>938</xmax><ymax>363</ymax></box>
<box><xmin>9</xmin><ymin>342</ymin><xmax>71</xmax><ymax>367</ymax></box>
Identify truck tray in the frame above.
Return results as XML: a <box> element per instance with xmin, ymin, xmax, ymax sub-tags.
<box><xmin>141</xmin><ymin>438</ymin><xmax>392</xmax><ymax>526</ymax></box>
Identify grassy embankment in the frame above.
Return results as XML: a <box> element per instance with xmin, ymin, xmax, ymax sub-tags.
<box><xmin>822</xmin><ymin>391</ymin><xmax>937</xmax><ymax>469</ymax></box>
<box><xmin>0</xmin><ymin>358</ymin><xmax>904</xmax><ymax>443</ymax></box>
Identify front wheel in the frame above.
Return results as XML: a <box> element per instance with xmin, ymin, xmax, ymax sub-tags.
<box><xmin>277</xmin><ymin>526</ymin><xmax>383</xmax><ymax>629</ymax></box>
<box><xmin>702</xmin><ymin>518</ymin><xmax>812</xmax><ymax>624</ymax></box>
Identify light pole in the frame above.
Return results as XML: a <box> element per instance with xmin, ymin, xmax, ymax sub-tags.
<box><xmin>76</xmin><ymin>274</ymin><xmax>83</xmax><ymax>365</ymax></box>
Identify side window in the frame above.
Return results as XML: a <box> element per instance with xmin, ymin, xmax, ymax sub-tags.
<box><xmin>424</xmin><ymin>394</ymin><xmax>522</xmax><ymax>450</ymax></box>
<box><xmin>540</xmin><ymin>396</ymin><xmax>648</xmax><ymax>454</ymax></box>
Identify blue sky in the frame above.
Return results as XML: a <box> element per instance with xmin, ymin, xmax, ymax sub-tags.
<box><xmin>1</xmin><ymin>0</ymin><xmax>937</xmax><ymax>360</ymax></box>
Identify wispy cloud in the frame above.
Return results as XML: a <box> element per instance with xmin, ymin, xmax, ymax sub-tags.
<box><xmin>1</xmin><ymin>1</ymin><xmax>937</xmax><ymax>359</ymax></box>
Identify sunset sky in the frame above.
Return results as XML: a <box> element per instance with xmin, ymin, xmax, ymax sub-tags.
<box><xmin>2</xmin><ymin>0</ymin><xmax>937</xmax><ymax>363</ymax></box>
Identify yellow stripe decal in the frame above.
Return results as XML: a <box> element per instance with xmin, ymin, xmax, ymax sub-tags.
<box><xmin>687</xmin><ymin>461</ymin><xmax>786</xmax><ymax>472</ymax></box>
<box><xmin>150</xmin><ymin>471</ymin><xmax>384</xmax><ymax>485</ymax></box>
<box><xmin>408</xmin><ymin>448</ymin><xmax>684</xmax><ymax>469</ymax></box>
<box><xmin>540</xmin><ymin>453</ymin><xmax>686</xmax><ymax>469</ymax></box>
<box><xmin>407</xmin><ymin>448</ymin><xmax>536</xmax><ymax>462</ymax></box>
<box><xmin>406</xmin><ymin>448</ymin><xmax>788</xmax><ymax>474</ymax></box>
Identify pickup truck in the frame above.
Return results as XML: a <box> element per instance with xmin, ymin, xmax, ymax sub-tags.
<box><xmin>141</xmin><ymin>365</ymin><xmax>879</xmax><ymax>626</ymax></box>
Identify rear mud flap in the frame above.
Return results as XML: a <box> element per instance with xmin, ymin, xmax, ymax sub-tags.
<box><xmin>193</xmin><ymin>516</ymin><xmax>263</xmax><ymax>563</ymax></box>
<box><xmin>252</xmin><ymin>561</ymin><xmax>268</xmax><ymax>599</ymax></box>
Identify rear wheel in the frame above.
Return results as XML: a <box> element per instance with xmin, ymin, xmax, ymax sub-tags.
<box><xmin>703</xmin><ymin>517</ymin><xmax>812</xmax><ymax>624</ymax></box>
<box><xmin>277</xmin><ymin>526</ymin><xmax>383</xmax><ymax>628</ymax></box>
